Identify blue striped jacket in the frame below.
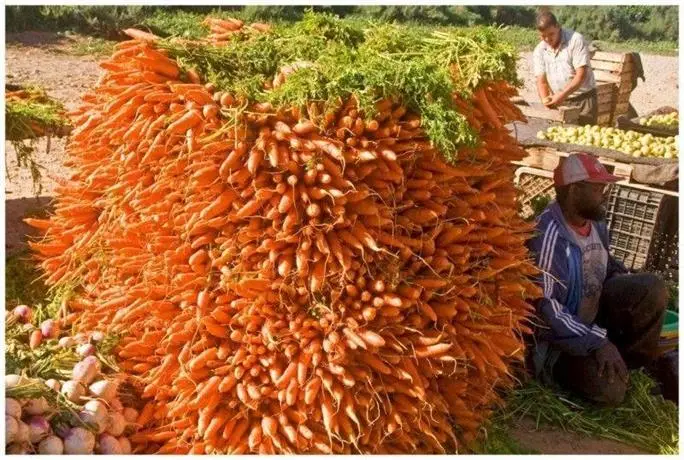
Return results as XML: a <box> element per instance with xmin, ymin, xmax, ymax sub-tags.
<box><xmin>527</xmin><ymin>201</ymin><xmax>627</xmax><ymax>383</ymax></box>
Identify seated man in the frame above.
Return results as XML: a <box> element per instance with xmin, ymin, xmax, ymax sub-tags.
<box><xmin>533</xmin><ymin>11</ymin><xmax>598</xmax><ymax>125</ymax></box>
<box><xmin>528</xmin><ymin>153</ymin><xmax>669</xmax><ymax>406</ymax></box>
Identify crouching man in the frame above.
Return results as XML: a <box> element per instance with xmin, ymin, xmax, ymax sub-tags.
<box><xmin>528</xmin><ymin>153</ymin><xmax>669</xmax><ymax>405</ymax></box>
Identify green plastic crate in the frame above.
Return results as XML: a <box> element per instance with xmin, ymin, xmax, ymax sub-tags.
<box><xmin>661</xmin><ymin>309</ymin><xmax>678</xmax><ymax>336</ymax></box>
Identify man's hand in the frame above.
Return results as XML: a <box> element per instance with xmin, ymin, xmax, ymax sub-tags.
<box><xmin>544</xmin><ymin>92</ymin><xmax>565</xmax><ymax>108</ymax></box>
<box><xmin>595</xmin><ymin>341</ymin><xmax>628</xmax><ymax>384</ymax></box>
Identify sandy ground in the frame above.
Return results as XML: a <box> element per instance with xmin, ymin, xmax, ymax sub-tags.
<box><xmin>5</xmin><ymin>32</ymin><xmax>103</xmax><ymax>253</ymax></box>
<box><xmin>2</xmin><ymin>33</ymin><xmax>676</xmax><ymax>454</ymax></box>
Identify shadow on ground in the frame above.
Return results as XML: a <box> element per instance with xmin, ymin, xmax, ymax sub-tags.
<box><xmin>6</xmin><ymin>31</ymin><xmax>70</xmax><ymax>47</ymax></box>
<box><xmin>6</xmin><ymin>195</ymin><xmax>54</xmax><ymax>255</ymax></box>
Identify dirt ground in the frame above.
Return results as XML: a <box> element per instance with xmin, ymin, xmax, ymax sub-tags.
<box><xmin>508</xmin><ymin>417</ymin><xmax>647</xmax><ymax>454</ymax></box>
<box><xmin>2</xmin><ymin>32</ymin><xmax>676</xmax><ymax>454</ymax></box>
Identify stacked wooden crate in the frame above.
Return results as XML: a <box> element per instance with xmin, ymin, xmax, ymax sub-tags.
<box><xmin>591</xmin><ymin>51</ymin><xmax>635</xmax><ymax>125</ymax></box>
<box><xmin>595</xmin><ymin>82</ymin><xmax>616</xmax><ymax>125</ymax></box>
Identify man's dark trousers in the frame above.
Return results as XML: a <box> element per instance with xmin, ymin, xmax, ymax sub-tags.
<box><xmin>552</xmin><ymin>273</ymin><xmax>668</xmax><ymax>406</ymax></box>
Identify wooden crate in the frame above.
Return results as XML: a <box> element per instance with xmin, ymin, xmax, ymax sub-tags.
<box><xmin>595</xmin><ymin>81</ymin><xmax>616</xmax><ymax>124</ymax></box>
<box><xmin>517</xmin><ymin>102</ymin><xmax>581</xmax><ymax>124</ymax></box>
<box><xmin>591</xmin><ymin>52</ymin><xmax>635</xmax><ymax>124</ymax></box>
<box><xmin>614</xmin><ymin>101</ymin><xmax>631</xmax><ymax>117</ymax></box>
<box><xmin>597</xmin><ymin>113</ymin><xmax>613</xmax><ymax>125</ymax></box>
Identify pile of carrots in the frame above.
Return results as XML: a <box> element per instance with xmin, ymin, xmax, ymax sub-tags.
<box><xmin>28</xmin><ymin>21</ymin><xmax>541</xmax><ymax>454</ymax></box>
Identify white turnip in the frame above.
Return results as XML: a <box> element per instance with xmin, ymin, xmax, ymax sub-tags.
<box><xmin>91</xmin><ymin>331</ymin><xmax>105</xmax><ymax>342</ymax></box>
<box><xmin>58</xmin><ymin>336</ymin><xmax>76</xmax><ymax>348</ymax></box>
<box><xmin>44</xmin><ymin>379</ymin><xmax>61</xmax><ymax>392</ymax></box>
<box><xmin>27</xmin><ymin>416</ymin><xmax>51</xmax><ymax>443</ymax></box>
<box><xmin>11</xmin><ymin>305</ymin><xmax>32</xmax><ymax>323</ymax></box>
<box><xmin>63</xmin><ymin>427</ymin><xmax>95</xmax><ymax>454</ymax></box>
<box><xmin>5</xmin><ymin>399</ymin><xmax>21</xmax><ymax>419</ymax></box>
<box><xmin>5</xmin><ymin>415</ymin><xmax>18</xmax><ymax>445</ymax></box>
<box><xmin>88</xmin><ymin>379</ymin><xmax>118</xmax><ymax>403</ymax></box>
<box><xmin>61</xmin><ymin>380</ymin><xmax>85</xmax><ymax>403</ymax></box>
<box><xmin>38</xmin><ymin>435</ymin><xmax>64</xmax><ymax>455</ymax></box>
<box><xmin>118</xmin><ymin>436</ymin><xmax>132</xmax><ymax>454</ymax></box>
<box><xmin>76</xmin><ymin>343</ymin><xmax>96</xmax><ymax>358</ymax></box>
<box><xmin>72</xmin><ymin>356</ymin><xmax>100</xmax><ymax>384</ymax></box>
<box><xmin>105</xmin><ymin>412</ymin><xmax>126</xmax><ymax>437</ymax></box>
<box><xmin>122</xmin><ymin>407</ymin><xmax>139</xmax><ymax>424</ymax></box>
<box><xmin>23</xmin><ymin>397</ymin><xmax>49</xmax><ymax>415</ymax></box>
<box><xmin>14</xmin><ymin>420</ymin><xmax>29</xmax><ymax>445</ymax></box>
<box><xmin>96</xmin><ymin>433</ymin><xmax>122</xmax><ymax>454</ymax></box>
<box><xmin>81</xmin><ymin>400</ymin><xmax>108</xmax><ymax>433</ymax></box>
<box><xmin>40</xmin><ymin>319</ymin><xmax>59</xmax><ymax>339</ymax></box>
<box><xmin>5</xmin><ymin>374</ymin><xmax>22</xmax><ymax>389</ymax></box>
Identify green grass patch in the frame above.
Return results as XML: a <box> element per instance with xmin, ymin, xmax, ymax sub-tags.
<box><xmin>492</xmin><ymin>371</ymin><xmax>679</xmax><ymax>454</ymax></box>
<box><xmin>592</xmin><ymin>39</ymin><xmax>678</xmax><ymax>57</ymax></box>
<box><xmin>495</xmin><ymin>26</ymin><xmax>678</xmax><ymax>55</ymax></box>
<box><xmin>68</xmin><ymin>36</ymin><xmax>116</xmax><ymax>57</ymax></box>
<box><xmin>5</xmin><ymin>250</ymin><xmax>49</xmax><ymax>311</ymax></box>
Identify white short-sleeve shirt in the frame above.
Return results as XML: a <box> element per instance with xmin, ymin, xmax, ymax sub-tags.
<box><xmin>533</xmin><ymin>28</ymin><xmax>596</xmax><ymax>97</ymax></box>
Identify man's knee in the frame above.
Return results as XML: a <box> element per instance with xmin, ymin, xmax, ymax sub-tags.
<box><xmin>642</xmin><ymin>273</ymin><xmax>669</xmax><ymax>311</ymax></box>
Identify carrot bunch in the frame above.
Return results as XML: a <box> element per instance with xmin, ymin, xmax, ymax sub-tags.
<box><xmin>28</xmin><ymin>26</ymin><xmax>540</xmax><ymax>454</ymax></box>
<box><xmin>203</xmin><ymin>16</ymin><xmax>271</xmax><ymax>46</ymax></box>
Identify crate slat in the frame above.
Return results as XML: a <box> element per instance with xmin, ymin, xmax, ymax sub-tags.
<box><xmin>597</xmin><ymin>92</ymin><xmax>614</xmax><ymax>105</ymax></box>
<box><xmin>616</xmin><ymin>92</ymin><xmax>631</xmax><ymax>104</ymax></box>
<box><xmin>596</xmin><ymin>82</ymin><xmax>616</xmax><ymax>95</ymax></box>
<box><xmin>615</xmin><ymin>101</ymin><xmax>631</xmax><ymax>114</ymax></box>
<box><xmin>597</xmin><ymin>113</ymin><xmax>613</xmax><ymax>125</ymax></box>
<box><xmin>592</xmin><ymin>51</ymin><xmax>630</xmax><ymax>63</ymax></box>
<box><xmin>594</xmin><ymin>69</ymin><xmax>633</xmax><ymax>84</ymax></box>
<box><xmin>591</xmin><ymin>59</ymin><xmax>633</xmax><ymax>73</ymax></box>
<box><xmin>618</xmin><ymin>83</ymin><xmax>635</xmax><ymax>95</ymax></box>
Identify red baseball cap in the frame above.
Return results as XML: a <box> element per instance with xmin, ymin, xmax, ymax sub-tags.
<box><xmin>553</xmin><ymin>153</ymin><xmax>621</xmax><ymax>186</ymax></box>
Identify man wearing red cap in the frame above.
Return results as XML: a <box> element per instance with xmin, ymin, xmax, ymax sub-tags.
<box><xmin>528</xmin><ymin>153</ymin><xmax>670</xmax><ymax>405</ymax></box>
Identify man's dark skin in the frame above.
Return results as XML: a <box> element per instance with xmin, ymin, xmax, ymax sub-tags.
<box><xmin>559</xmin><ymin>180</ymin><xmax>629</xmax><ymax>385</ymax></box>
<box><xmin>536</xmin><ymin>20</ymin><xmax>589</xmax><ymax>109</ymax></box>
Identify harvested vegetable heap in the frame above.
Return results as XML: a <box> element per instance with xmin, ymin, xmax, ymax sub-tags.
<box><xmin>28</xmin><ymin>13</ymin><xmax>541</xmax><ymax>454</ymax></box>
<box><xmin>6</xmin><ymin>86</ymin><xmax>71</xmax><ymax>191</ymax></box>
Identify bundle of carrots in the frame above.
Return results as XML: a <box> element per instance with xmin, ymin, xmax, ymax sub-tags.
<box><xmin>203</xmin><ymin>17</ymin><xmax>271</xmax><ymax>46</ymax></box>
<box><xmin>28</xmin><ymin>16</ymin><xmax>541</xmax><ymax>454</ymax></box>
<box><xmin>6</xmin><ymin>86</ymin><xmax>71</xmax><ymax>140</ymax></box>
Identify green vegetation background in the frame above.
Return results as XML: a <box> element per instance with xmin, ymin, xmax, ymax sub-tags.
<box><xmin>5</xmin><ymin>5</ymin><xmax>679</xmax><ymax>55</ymax></box>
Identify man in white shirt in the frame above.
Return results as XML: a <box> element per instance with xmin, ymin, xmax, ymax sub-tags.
<box><xmin>532</xmin><ymin>12</ymin><xmax>598</xmax><ymax>125</ymax></box>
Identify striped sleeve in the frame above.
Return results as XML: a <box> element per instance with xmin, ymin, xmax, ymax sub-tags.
<box><xmin>531</xmin><ymin>220</ymin><xmax>609</xmax><ymax>356</ymax></box>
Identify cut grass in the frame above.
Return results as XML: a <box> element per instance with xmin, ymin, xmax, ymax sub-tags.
<box><xmin>483</xmin><ymin>371</ymin><xmax>679</xmax><ymax>454</ymax></box>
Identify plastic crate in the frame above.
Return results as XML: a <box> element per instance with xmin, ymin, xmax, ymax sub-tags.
<box><xmin>604</xmin><ymin>185</ymin><xmax>667</xmax><ymax>271</ymax></box>
<box><xmin>514</xmin><ymin>168</ymin><xmax>555</xmax><ymax>220</ymax></box>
